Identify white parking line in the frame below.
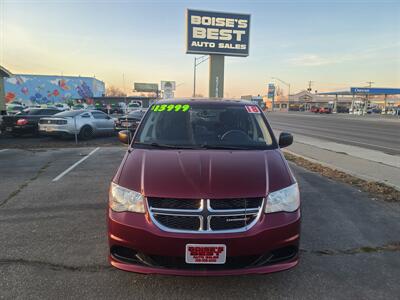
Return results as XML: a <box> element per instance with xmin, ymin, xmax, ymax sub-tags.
<box><xmin>52</xmin><ymin>147</ymin><xmax>100</xmax><ymax>182</ymax></box>
<box><xmin>0</xmin><ymin>149</ymin><xmax>8</xmax><ymax>153</ymax></box>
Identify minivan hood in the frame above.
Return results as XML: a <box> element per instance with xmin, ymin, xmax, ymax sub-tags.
<box><xmin>117</xmin><ymin>149</ymin><xmax>293</xmax><ymax>199</ymax></box>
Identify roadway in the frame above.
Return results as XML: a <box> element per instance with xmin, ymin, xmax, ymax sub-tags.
<box><xmin>1</xmin><ymin>147</ymin><xmax>399</xmax><ymax>299</ymax></box>
<box><xmin>267</xmin><ymin>112</ymin><xmax>400</xmax><ymax>155</ymax></box>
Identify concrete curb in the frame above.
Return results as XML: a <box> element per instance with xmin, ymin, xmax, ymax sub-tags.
<box><xmin>283</xmin><ymin>149</ymin><xmax>400</xmax><ymax>191</ymax></box>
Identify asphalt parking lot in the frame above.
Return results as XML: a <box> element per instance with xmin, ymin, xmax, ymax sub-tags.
<box><xmin>0</xmin><ymin>134</ymin><xmax>121</xmax><ymax>149</ymax></box>
<box><xmin>1</xmin><ymin>146</ymin><xmax>400</xmax><ymax>299</ymax></box>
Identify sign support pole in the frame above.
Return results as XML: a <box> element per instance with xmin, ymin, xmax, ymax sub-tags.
<box><xmin>384</xmin><ymin>94</ymin><xmax>387</xmax><ymax>114</ymax></box>
<box><xmin>272</xmin><ymin>94</ymin><xmax>275</xmax><ymax>112</ymax></box>
<box><xmin>334</xmin><ymin>94</ymin><xmax>338</xmax><ymax>113</ymax></box>
<box><xmin>209</xmin><ymin>55</ymin><xmax>225</xmax><ymax>98</ymax></box>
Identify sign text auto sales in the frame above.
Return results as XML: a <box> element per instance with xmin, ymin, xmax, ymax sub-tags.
<box><xmin>186</xmin><ymin>9</ymin><xmax>250</xmax><ymax>57</ymax></box>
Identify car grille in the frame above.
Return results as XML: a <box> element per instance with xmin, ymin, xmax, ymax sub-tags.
<box><xmin>147</xmin><ymin>198</ymin><xmax>264</xmax><ymax>233</ymax></box>
<box><xmin>148</xmin><ymin>198</ymin><xmax>201</xmax><ymax>210</ymax></box>
<box><xmin>209</xmin><ymin>214</ymin><xmax>258</xmax><ymax>230</ymax></box>
<box><xmin>209</xmin><ymin>198</ymin><xmax>262</xmax><ymax>210</ymax></box>
<box><xmin>155</xmin><ymin>215</ymin><xmax>201</xmax><ymax>231</ymax></box>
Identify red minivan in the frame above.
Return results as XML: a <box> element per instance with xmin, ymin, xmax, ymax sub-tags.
<box><xmin>108</xmin><ymin>99</ymin><xmax>300</xmax><ymax>275</ymax></box>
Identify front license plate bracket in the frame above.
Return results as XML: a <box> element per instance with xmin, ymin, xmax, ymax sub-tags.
<box><xmin>185</xmin><ymin>244</ymin><xmax>226</xmax><ymax>264</ymax></box>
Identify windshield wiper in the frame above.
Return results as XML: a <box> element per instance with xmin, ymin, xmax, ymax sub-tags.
<box><xmin>134</xmin><ymin>142</ymin><xmax>262</xmax><ymax>150</ymax></box>
<box><xmin>134</xmin><ymin>142</ymin><xmax>196</xmax><ymax>149</ymax></box>
<box><xmin>198</xmin><ymin>143</ymin><xmax>251</xmax><ymax>150</ymax></box>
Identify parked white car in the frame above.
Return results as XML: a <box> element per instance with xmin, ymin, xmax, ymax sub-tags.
<box><xmin>39</xmin><ymin>110</ymin><xmax>115</xmax><ymax>139</ymax></box>
<box><xmin>72</xmin><ymin>103</ymin><xmax>88</xmax><ymax>110</ymax></box>
<box><xmin>127</xmin><ymin>101</ymin><xmax>142</xmax><ymax>112</ymax></box>
<box><xmin>6</xmin><ymin>103</ymin><xmax>25</xmax><ymax>115</ymax></box>
<box><xmin>54</xmin><ymin>103</ymin><xmax>70</xmax><ymax>111</ymax></box>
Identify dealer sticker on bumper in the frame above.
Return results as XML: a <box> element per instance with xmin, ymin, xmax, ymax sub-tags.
<box><xmin>185</xmin><ymin>244</ymin><xmax>226</xmax><ymax>264</ymax></box>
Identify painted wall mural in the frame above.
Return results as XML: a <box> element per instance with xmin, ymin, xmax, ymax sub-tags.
<box><xmin>4</xmin><ymin>74</ymin><xmax>105</xmax><ymax>105</ymax></box>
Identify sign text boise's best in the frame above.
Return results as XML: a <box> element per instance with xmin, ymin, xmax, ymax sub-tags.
<box><xmin>186</xmin><ymin>9</ymin><xmax>250</xmax><ymax>56</ymax></box>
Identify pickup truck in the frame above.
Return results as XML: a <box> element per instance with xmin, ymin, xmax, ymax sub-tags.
<box><xmin>1</xmin><ymin>108</ymin><xmax>61</xmax><ymax>136</ymax></box>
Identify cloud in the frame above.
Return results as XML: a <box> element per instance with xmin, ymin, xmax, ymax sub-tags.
<box><xmin>287</xmin><ymin>54</ymin><xmax>331</xmax><ymax>66</ymax></box>
<box><xmin>287</xmin><ymin>42</ymin><xmax>400</xmax><ymax>67</ymax></box>
<box><xmin>6</xmin><ymin>77</ymin><xmax>18</xmax><ymax>85</ymax></box>
<box><xmin>19</xmin><ymin>76</ymin><xmax>32</xmax><ymax>82</ymax></box>
<box><xmin>287</xmin><ymin>52</ymin><xmax>377</xmax><ymax>67</ymax></box>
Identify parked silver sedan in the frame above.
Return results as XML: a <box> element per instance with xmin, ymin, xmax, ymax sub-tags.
<box><xmin>39</xmin><ymin>110</ymin><xmax>115</xmax><ymax>139</ymax></box>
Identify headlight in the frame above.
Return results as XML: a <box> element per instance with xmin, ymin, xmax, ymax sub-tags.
<box><xmin>265</xmin><ymin>183</ymin><xmax>300</xmax><ymax>213</ymax></box>
<box><xmin>109</xmin><ymin>182</ymin><xmax>145</xmax><ymax>213</ymax></box>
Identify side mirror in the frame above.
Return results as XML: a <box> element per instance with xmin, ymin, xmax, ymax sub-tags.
<box><xmin>118</xmin><ymin>130</ymin><xmax>132</xmax><ymax>145</ymax></box>
<box><xmin>278</xmin><ymin>132</ymin><xmax>293</xmax><ymax>148</ymax></box>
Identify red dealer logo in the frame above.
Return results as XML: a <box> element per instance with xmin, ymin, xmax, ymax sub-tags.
<box><xmin>188</xmin><ymin>246</ymin><xmax>224</xmax><ymax>263</ymax></box>
<box><xmin>245</xmin><ymin>105</ymin><xmax>260</xmax><ymax>113</ymax></box>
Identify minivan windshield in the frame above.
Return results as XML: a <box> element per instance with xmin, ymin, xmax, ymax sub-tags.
<box><xmin>134</xmin><ymin>103</ymin><xmax>275</xmax><ymax>150</ymax></box>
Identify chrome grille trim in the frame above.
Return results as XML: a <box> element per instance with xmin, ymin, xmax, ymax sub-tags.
<box><xmin>207</xmin><ymin>213</ymin><xmax>258</xmax><ymax>231</ymax></box>
<box><xmin>206</xmin><ymin>200</ymin><xmax>260</xmax><ymax>213</ymax></box>
<box><xmin>147</xmin><ymin>198</ymin><xmax>264</xmax><ymax>234</ymax></box>
<box><xmin>153</xmin><ymin>214</ymin><xmax>203</xmax><ymax>231</ymax></box>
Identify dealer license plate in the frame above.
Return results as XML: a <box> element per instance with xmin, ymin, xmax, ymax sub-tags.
<box><xmin>46</xmin><ymin>127</ymin><xmax>53</xmax><ymax>132</ymax></box>
<box><xmin>185</xmin><ymin>244</ymin><xmax>226</xmax><ymax>264</ymax></box>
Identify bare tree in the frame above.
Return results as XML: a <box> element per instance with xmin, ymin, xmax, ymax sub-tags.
<box><xmin>106</xmin><ymin>86</ymin><xmax>127</xmax><ymax>97</ymax></box>
<box><xmin>276</xmin><ymin>86</ymin><xmax>284</xmax><ymax>97</ymax></box>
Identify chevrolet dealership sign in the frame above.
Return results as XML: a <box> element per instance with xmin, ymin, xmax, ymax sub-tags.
<box><xmin>350</xmin><ymin>87</ymin><xmax>400</xmax><ymax>95</ymax></box>
<box><xmin>186</xmin><ymin>9</ymin><xmax>250</xmax><ymax>56</ymax></box>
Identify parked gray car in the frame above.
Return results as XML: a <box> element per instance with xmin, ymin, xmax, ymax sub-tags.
<box><xmin>39</xmin><ymin>110</ymin><xmax>115</xmax><ymax>139</ymax></box>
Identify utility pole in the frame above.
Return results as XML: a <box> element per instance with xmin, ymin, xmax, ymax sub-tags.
<box><xmin>307</xmin><ymin>81</ymin><xmax>313</xmax><ymax>92</ymax></box>
<box><xmin>364</xmin><ymin>81</ymin><xmax>374</xmax><ymax>114</ymax></box>
<box><xmin>307</xmin><ymin>81</ymin><xmax>313</xmax><ymax>110</ymax></box>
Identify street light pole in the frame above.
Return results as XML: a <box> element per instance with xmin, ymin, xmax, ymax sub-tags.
<box><xmin>193</xmin><ymin>55</ymin><xmax>209</xmax><ymax>97</ymax></box>
<box><xmin>364</xmin><ymin>81</ymin><xmax>374</xmax><ymax>115</ymax></box>
<box><xmin>193</xmin><ymin>59</ymin><xmax>196</xmax><ymax>98</ymax></box>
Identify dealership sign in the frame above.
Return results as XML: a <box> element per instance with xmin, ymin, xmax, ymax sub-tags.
<box><xmin>161</xmin><ymin>81</ymin><xmax>176</xmax><ymax>99</ymax></box>
<box><xmin>134</xmin><ymin>83</ymin><xmax>158</xmax><ymax>93</ymax></box>
<box><xmin>186</xmin><ymin>9</ymin><xmax>250</xmax><ymax>56</ymax></box>
<box><xmin>350</xmin><ymin>87</ymin><xmax>400</xmax><ymax>95</ymax></box>
<box><xmin>267</xmin><ymin>83</ymin><xmax>275</xmax><ymax>99</ymax></box>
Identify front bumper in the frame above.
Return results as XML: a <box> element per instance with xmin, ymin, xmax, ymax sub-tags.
<box><xmin>115</xmin><ymin>126</ymin><xmax>137</xmax><ymax>132</ymax></box>
<box><xmin>108</xmin><ymin>209</ymin><xmax>301</xmax><ymax>275</ymax></box>
<box><xmin>115</xmin><ymin>122</ymin><xmax>139</xmax><ymax>132</ymax></box>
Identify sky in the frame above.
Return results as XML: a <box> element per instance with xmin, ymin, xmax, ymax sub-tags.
<box><xmin>1</xmin><ymin>0</ymin><xmax>399</xmax><ymax>97</ymax></box>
